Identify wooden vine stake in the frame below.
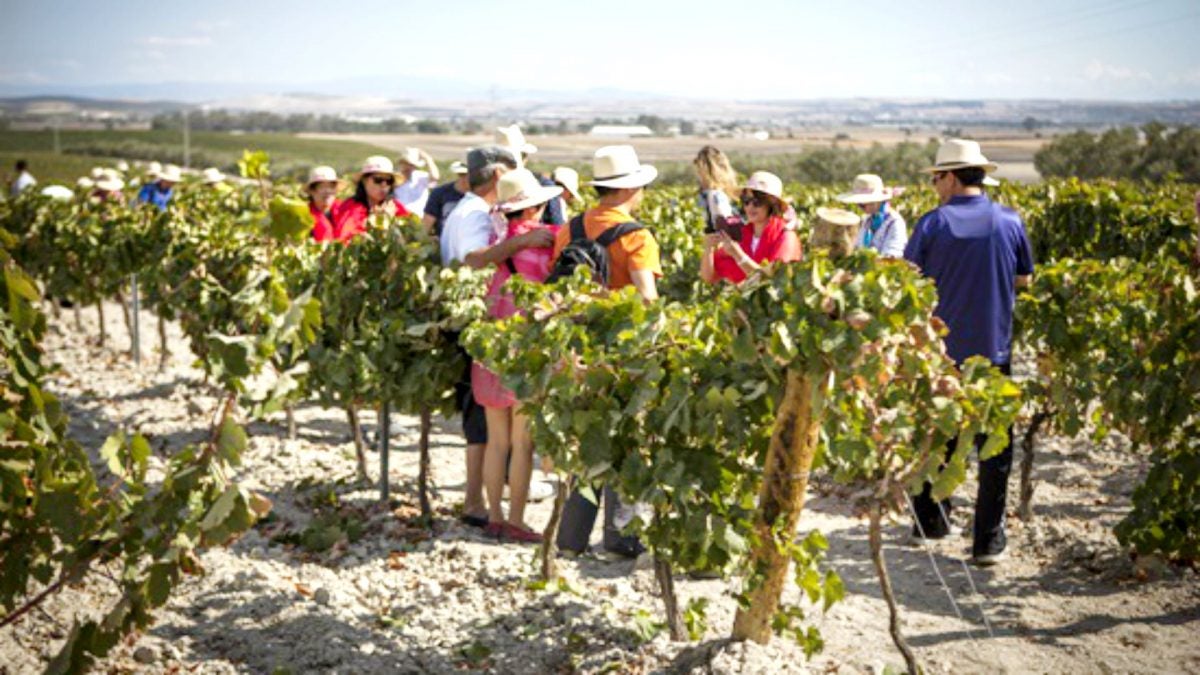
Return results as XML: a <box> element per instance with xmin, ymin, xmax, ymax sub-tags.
<box><xmin>869</xmin><ymin>502</ymin><xmax>920</xmax><ymax>675</ymax></box>
<box><xmin>732</xmin><ymin>367</ymin><xmax>826</xmax><ymax>643</ymax></box>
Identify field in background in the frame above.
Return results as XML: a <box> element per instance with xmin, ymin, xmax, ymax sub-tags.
<box><xmin>0</xmin><ymin>126</ymin><xmax>1049</xmax><ymax>187</ymax></box>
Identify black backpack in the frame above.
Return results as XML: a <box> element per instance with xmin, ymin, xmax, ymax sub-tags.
<box><xmin>544</xmin><ymin>214</ymin><xmax>645</xmax><ymax>286</ymax></box>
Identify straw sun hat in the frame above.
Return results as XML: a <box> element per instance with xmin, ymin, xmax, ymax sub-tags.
<box><xmin>95</xmin><ymin>169</ymin><xmax>125</xmax><ymax>192</ymax></box>
<box><xmin>352</xmin><ymin>155</ymin><xmax>403</xmax><ymax>182</ymax></box>
<box><xmin>497</xmin><ymin>168</ymin><xmax>562</xmax><ymax>213</ymax></box>
<box><xmin>836</xmin><ymin>174</ymin><xmax>896</xmax><ymax>204</ymax></box>
<box><xmin>742</xmin><ymin>171</ymin><xmax>784</xmax><ymax>200</ymax></box>
<box><xmin>923</xmin><ymin>139</ymin><xmax>998</xmax><ymax>173</ymax></box>
<box><xmin>495</xmin><ymin>125</ymin><xmax>538</xmax><ymax>155</ymax></box>
<box><xmin>552</xmin><ymin>167</ymin><xmax>581</xmax><ymax>200</ymax></box>
<box><xmin>587</xmin><ymin>145</ymin><xmax>657</xmax><ymax>189</ymax></box>
<box><xmin>157</xmin><ymin>164</ymin><xmax>183</xmax><ymax>182</ymax></box>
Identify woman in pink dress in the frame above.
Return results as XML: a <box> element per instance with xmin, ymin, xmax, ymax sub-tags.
<box><xmin>472</xmin><ymin>169</ymin><xmax>562</xmax><ymax>544</ymax></box>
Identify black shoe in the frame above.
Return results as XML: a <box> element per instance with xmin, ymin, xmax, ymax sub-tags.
<box><xmin>459</xmin><ymin>513</ymin><xmax>488</xmax><ymax>528</ymax></box>
<box><xmin>602</xmin><ymin>538</ymin><xmax>645</xmax><ymax>559</ymax></box>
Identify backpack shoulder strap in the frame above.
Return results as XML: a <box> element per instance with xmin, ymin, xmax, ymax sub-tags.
<box><xmin>595</xmin><ymin>220</ymin><xmax>645</xmax><ymax>248</ymax></box>
<box><xmin>568</xmin><ymin>214</ymin><xmax>587</xmax><ymax>242</ymax></box>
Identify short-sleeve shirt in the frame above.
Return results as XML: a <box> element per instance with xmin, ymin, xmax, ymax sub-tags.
<box><xmin>136</xmin><ymin>182</ymin><xmax>174</xmax><ymax>211</ymax></box>
<box><xmin>423</xmin><ymin>181</ymin><xmax>465</xmax><ymax>237</ymax></box>
<box><xmin>393</xmin><ymin>170</ymin><xmax>432</xmax><ymax>215</ymax></box>
<box><xmin>440</xmin><ymin>192</ymin><xmax>503</xmax><ymax>266</ymax></box>
<box><xmin>551</xmin><ymin>205</ymin><xmax>662</xmax><ymax>290</ymax></box>
<box><xmin>331</xmin><ymin>198</ymin><xmax>409</xmax><ymax>242</ymax></box>
<box><xmin>538</xmin><ymin>173</ymin><xmax>566</xmax><ymax>226</ymax></box>
<box><xmin>904</xmin><ymin>194</ymin><xmax>1034</xmax><ymax>366</ymax></box>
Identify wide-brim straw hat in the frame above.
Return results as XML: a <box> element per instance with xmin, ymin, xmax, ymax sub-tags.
<box><xmin>145</xmin><ymin>161</ymin><xmax>163</xmax><ymax>180</ymax></box>
<box><xmin>201</xmin><ymin>167</ymin><xmax>225</xmax><ymax>184</ymax></box>
<box><xmin>552</xmin><ymin>167</ymin><xmax>581</xmax><ymax>200</ymax></box>
<box><xmin>303</xmin><ymin>165</ymin><xmax>346</xmax><ymax>194</ymax></box>
<box><xmin>816</xmin><ymin>207</ymin><xmax>861</xmax><ymax>229</ymax></box>
<box><xmin>742</xmin><ymin>171</ymin><xmax>784</xmax><ymax>200</ymax></box>
<box><xmin>397</xmin><ymin>147</ymin><xmax>426</xmax><ymax>169</ymax></box>
<box><xmin>352</xmin><ymin>155</ymin><xmax>403</xmax><ymax>182</ymax></box>
<box><xmin>157</xmin><ymin>164</ymin><xmax>183</xmax><ymax>182</ymax></box>
<box><xmin>497</xmin><ymin>168</ymin><xmax>563</xmax><ymax>213</ymax></box>
<box><xmin>837</xmin><ymin>174</ymin><xmax>895</xmax><ymax>204</ymax></box>
<box><xmin>495</xmin><ymin>125</ymin><xmax>538</xmax><ymax>155</ymax></box>
<box><xmin>95</xmin><ymin>169</ymin><xmax>125</xmax><ymax>192</ymax></box>
<box><xmin>923</xmin><ymin>139</ymin><xmax>998</xmax><ymax>174</ymax></box>
<box><xmin>587</xmin><ymin>145</ymin><xmax>657</xmax><ymax>189</ymax></box>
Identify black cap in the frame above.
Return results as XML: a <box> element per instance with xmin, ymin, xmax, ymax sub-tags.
<box><xmin>466</xmin><ymin>146</ymin><xmax>518</xmax><ymax>173</ymax></box>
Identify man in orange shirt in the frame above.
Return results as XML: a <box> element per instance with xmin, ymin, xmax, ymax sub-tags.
<box><xmin>554</xmin><ymin>145</ymin><xmax>661</xmax><ymax>558</ymax></box>
<box><xmin>551</xmin><ymin>145</ymin><xmax>662</xmax><ymax>301</ymax></box>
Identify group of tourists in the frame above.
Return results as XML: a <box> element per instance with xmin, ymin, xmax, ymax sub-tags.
<box><xmin>299</xmin><ymin>128</ymin><xmax>1033</xmax><ymax>568</ymax></box>
<box><xmin>11</xmin><ymin>127</ymin><xmax>1035</xmax><ymax>567</ymax></box>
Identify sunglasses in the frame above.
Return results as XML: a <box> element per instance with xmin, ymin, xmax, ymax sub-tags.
<box><xmin>368</xmin><ymin>175</ymin><xmax>395</xmax><ymax>186</ymax></box>
<box><xmin>741</xmin><ymin>193</ymin><xmax>767</xmax><ymax>207</ymax></box>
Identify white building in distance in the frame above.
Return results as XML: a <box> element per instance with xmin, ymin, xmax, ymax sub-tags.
<box><xmin>589</xmin><ymin>125</ymin><xmax>655</xmax><ymax>138</ymax></box>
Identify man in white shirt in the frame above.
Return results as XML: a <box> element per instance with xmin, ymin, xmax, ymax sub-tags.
<box><xmin>394</xmin><ymin>147</ymin><xmax>438</xmax><ymax>215</ymax></box>
<box><xmin>10</xmin><ymin>160</ymin><xmax>36</xmax><ymax>198</ymax></box>
<box><xmin>440</xmin><ymin>146</ymin><xmax>556</xmax><ymax>526</ymax></box>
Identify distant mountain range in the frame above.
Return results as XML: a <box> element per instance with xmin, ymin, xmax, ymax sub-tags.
<box><xmin>2</xmin><ymin>85</ymin><xmax>1198</xmax><ymax>127</ymax></box>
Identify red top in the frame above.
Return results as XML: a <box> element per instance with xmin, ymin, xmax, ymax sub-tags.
<box><xmin>712</xmin><ymin>216</ymin><xmax>802</xmax><ymax>284</ymax></box>
<box><xmin>310</xmin><ymin>199</ymin><xmax>339</xmax><ymax>242</ymax></box>
<box><xmin>331</xmin><ymin>198</ymin><xmax>410</xmax><ymax>242</ymax></box>
<box><xmin>485</xmin><ymin>219</ymin><xmax>560</xmax><ymax>319</ymax></box>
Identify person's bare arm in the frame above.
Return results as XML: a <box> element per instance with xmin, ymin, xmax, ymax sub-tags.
<box><xmin>463</xmin><ymin>228</ymin><xmax>555</xmax><ymax>270</ymax></box>
<box><xmin>699</xmin><ymin>234</ymin><xmax>720</xmax><ymax>284</ymax></box>
<box><xmin>1016</xmin><ymin>274</ymin><xmax>1032</xmax><ymax>288</ymax></box>
<box><xmin>630</xmin><ymin>269</ymin><xmax>658</xmax><ymax>302</ymax></box>
<box><xmin>421</xmin><ymin>213</ymin><xmax>437</xmax><ymax>235</ymax></box>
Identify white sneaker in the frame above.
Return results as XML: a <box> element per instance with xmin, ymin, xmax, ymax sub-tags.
<box><xmin>970</xmin><ymin>549</ymin><xmax>1008</xmax><ymax>567</ymax></box>
<box><xmin>527</xmin><ymin>479</ymin><xmax>555</xmax><ymax>502</ymax></box>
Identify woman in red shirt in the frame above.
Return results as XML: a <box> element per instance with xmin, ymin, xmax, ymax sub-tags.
<box><xmin>305</xmin><ymin>166</ymin><xmax>342</xmax><ymax>242</ymax></box>
<box><xmin>331</xmin><ymin>156</ymin><xmax>409</xmax><ymax>242</ymax></box>
<box><xmin>700</xmin><ymin>171</ymin><xmax>802</xmax><ymax>285</ymax></box>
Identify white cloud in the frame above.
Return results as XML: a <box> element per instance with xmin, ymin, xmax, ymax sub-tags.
<box><xmin>1083</xmin><ymin>60</ymin><xmax>1152</xmax><ymax>83</ymax></box>
<box><xmin>0</xmin><ymin>69</ymin><xmax>48</xmax><ymax>84</ymax></box>
<box><xmin>140</xmin><ymin>35</ymin><xmax>213</xmax><ymax>47</ymax></box>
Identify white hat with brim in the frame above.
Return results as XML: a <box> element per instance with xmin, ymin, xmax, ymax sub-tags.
<box><xmin>836</xmin><ymin>174</ymin><xmax>895</xmax><ymax>204</ymax></box>
<box><xmin>145</xmin><ymin>161</ymin><xmax>162</xmax><ymax>180</ymax></box>
<box><xmin>923</xmin><ymin>139</ymin><xmax>998</xmax><ymax>174</ymax></box>
<box><xmin>497</xmin><ymin>168</ymin><xmax>563</xmax><ymax>213</ymax></box>
<box><xmin>201</xmin><ymin>167</ymin><xmax>225</xmax><ymax>184</ymax></box>
<box><xmin>742</xmin><ymin>171</ymin><xmax>785</xmax><ymax>201</ymax></box>
<box><xmin>587</xmin><ymin>145</ymin><xmax>658</xmax><ymax>189</ymax></box>
<box><xmin>303</xmin><ymin>165</ymin><xmax>345</xmax><ymax>193</ymax></box>
<box><xmin>552</xmin><ymin>167</ymin><xmax>581</xmax><ymax>200</ymax></box>
<box><xmin>157</xmin><ymin>164</ymin><xmax>183</xmax><ymax>182</ymax></box>
<box><xmin>816</xmin><ymin>206</ymin><xmax>862</xmax><ymax>228</ymax></box>
<box><xmin>96</xmin><ymin>169</ymin><xmax>125</xmax><ymax>192</ymax></box>
<box><xmin>42</xmin><ymin>185</ymin><xmax>75</xmax><ymax>200</ymax></box>
<box><xmin>397</xmin><ymin>147</ymin><xmax>426</xmax><ymax>169</ymax></box>
<box><xmin>352</xmin><ymin>155</ymin><xmax>403</xmax><ymax>183</ymax></box>
<box><xmin>449</xmin><ymin>160</ymin><xmax>469</xmax><ymax>175</ymax></box>
<box><xmin>496</xmin><ymin>125</ymin><xmax>538</xmax><ymax>155</ymax></box>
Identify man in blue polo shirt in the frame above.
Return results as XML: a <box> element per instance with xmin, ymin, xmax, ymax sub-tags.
<box><xmin>136</xmin><ymin>163</ymin><xmax>181</xmax><ymax>211</ymax></box>
<box><xmin>904</xmin><ymin>139</ymin><xmax>1035</xmax><ymax>567</ymax></box>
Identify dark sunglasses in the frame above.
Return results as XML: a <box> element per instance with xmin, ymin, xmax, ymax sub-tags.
<box><xmin>368</xmin><ymin>175</ymin><xmax>395</xmax><ymax>186</ymax></box>
<box><xmin>741</xmin><ymin>193</ymin><xmax>767</xmax><ymax>207</ymax></box>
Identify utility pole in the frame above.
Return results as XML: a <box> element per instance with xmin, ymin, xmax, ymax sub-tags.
<box><xmin>182</xmin><ymin>109</ymin><xmax>191</xmax><ymax>168</ymax></box>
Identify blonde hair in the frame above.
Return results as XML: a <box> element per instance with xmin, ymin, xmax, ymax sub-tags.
<box><xmin>693</xmin><ymin>145</ymin><xmax>740</xmax><ymax>199</ymax></box>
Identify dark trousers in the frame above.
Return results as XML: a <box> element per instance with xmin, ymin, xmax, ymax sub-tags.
<box><xmin>556</xmin><ymin>484</ymin><xmax>644</xmax><ymax>557</ymax></box>
<box><xmin>912</xmin><ymin>363</ymin><xmax>1013</xmax><ymax>557</ymax></box>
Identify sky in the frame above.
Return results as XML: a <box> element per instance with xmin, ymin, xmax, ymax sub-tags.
<box><xmin>1</xmin><ymin>0</ymin><xmax>1199</xmax><ymax>101</ymax></box>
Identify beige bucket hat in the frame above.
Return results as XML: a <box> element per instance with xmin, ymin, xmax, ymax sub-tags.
<box><xmin>552</xmin><ymin>167</ymin><xmax>581</xmax><ymax>200</ymax></box>
<box><xmin>201</xmin><ymin>167</ymin><xmax>225</xmax><ymax>184</ymax></box>
<box><xmin>836</xmin><ymin>174</ymin><xmax>895</xmax><ymax>204</ymax></box>
<box><xmin>923</xmin><ymin>139</ymin><xmax>998</xmax><ymax>173</ymax></box>
<box><xmin>449</xmin><ymin>160</ymin><xmax>469</xmax><ymax>175</ymax></box>
<box><xmin>587</xmin><ymin>145</ymin><xmax>658</xmax><ymax>189</ymax></box>
<box><xmin>497</xmin><ymin>168</ymin><xmax>563</xmax><ymax>213</ymax></box>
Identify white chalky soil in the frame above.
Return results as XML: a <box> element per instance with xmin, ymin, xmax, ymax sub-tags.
<box><xmin>1</xmin><ymin>299</ymin><xmax>1197</xmax><ymax>674</ymax></box>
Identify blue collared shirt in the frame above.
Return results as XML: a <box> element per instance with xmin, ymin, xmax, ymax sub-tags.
<box><xmin>904</xmin><ymin>194</ymin><xmax>1034</xmax><ymax>366</ymax></box>
<box><xmin>137</xmin><ymin>182</ymin><xmax>174</xmax><ymax>211</ymax></box>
